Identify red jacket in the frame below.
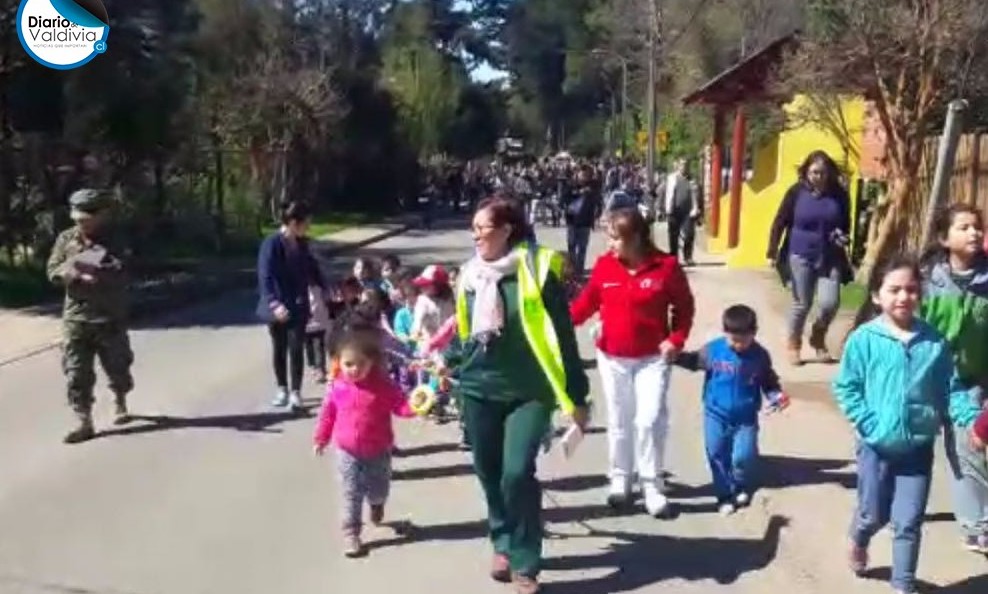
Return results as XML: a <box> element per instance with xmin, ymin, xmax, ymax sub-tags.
<box><xmin>974</xmin><ymin>409</ymin><xmax>988</xmax><ymax>445</ymax></box>
<box><xmin>571</xmin><ymin>251</ymin><xmax>695</xmax><ymax>358</ymax></box>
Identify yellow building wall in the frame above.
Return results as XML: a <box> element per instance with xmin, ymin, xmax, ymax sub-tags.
<box><xmin>706</xmin><ymin>194</ymin><xmax>730</xmax><ymax>254</ymax></box>
<box><xmin>704</xmin><ymin>95</ymin><xmax>865</xmax><ymax>268</ymax></box>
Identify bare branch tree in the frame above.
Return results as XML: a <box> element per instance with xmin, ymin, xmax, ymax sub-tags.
<box><xmin>784</xmin><ymin>0</ymin><xmax>988</xmax><ymax>277</ymax></box>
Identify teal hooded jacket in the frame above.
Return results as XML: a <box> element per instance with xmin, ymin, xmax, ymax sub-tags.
<box><xmin>833</xmin><ymin>317</ymin><xmax>981</xmax><ymax>455</ymax></box>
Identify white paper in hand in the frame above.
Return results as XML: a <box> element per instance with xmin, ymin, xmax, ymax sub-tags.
<box><xmin>560</xmin><ymin>424</ymin><xmax>584</xmax><ymax>459</ymax></box>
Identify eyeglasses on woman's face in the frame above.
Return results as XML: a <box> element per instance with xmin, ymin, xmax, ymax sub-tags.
<box><xmin>471</xmin><ymin>223</ymin><xmax>498</xmax><ymax>235</ymax></box>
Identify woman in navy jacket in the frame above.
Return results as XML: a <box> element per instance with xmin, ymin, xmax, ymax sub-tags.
<box><xmin>766</xmin><ymin>151</ymin><xmax>852</xmax><ymax>367</ymax></box>
<box><xmin>256</xmin><ymin>201</ymin><xmax>325</xmax><ymax>411</ymax></box>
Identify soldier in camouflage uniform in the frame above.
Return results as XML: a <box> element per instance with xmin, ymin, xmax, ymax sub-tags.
<box><xmin>46</xmin><ymin>189</ymin><xmax>134</xmax><ymax>444</ymax></box>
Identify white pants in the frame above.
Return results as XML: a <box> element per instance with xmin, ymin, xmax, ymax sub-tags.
<box><xmin>596</xmin><ymin>351</ymin><xmax>672</xmax><ymax>485</ymax></box>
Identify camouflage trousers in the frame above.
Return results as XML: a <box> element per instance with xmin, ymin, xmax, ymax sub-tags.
<box><xmin>62</xmin><ymin>321</ymin><xmax>134</xmax><ymax>415</ymax></box>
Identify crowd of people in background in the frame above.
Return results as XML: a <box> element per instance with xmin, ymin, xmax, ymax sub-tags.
<box><xmin>422</xmin><ymin>155</ymin><xmax>702</xmax><ymax>278</ymax></box>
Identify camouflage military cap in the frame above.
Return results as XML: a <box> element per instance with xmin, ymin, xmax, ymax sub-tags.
<box><xmin>69</xmin><ymin>189</ymin><xmax>113</xmax><ymax>219</ymax></box>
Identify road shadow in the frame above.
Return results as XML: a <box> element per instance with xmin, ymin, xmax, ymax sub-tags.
<box><xmin>542</xmin><ymin>515</ymin><xmax>790</xmax><ymax>593</ymax></box>
<box><xmin>760</xmin><ymin>454</ymin><xmax>856</xmax><ymax>490</ymax></box>
<box><xmin>95</xmin><ymin>410</ymin><xmax>309</xmax><ymax>438</ymax></box>
<box><xmin>392</xmin><ymin>462</ymin><xmax>475</xmax><ymax>481</ymax></box>
<box><xmin>931</xmin><ymin>574</ymin><xmax>988</xmax><ymax>593</ymax></box>
<box><xmin>132</xmin><ymin>288</ymin><xmax>260</xmax><ymax>330</ymax></box>
<box><xmin>861</xmin><ymin>566</ymin><xmax>988</xmax><ymax>593</ymax></box>
<box><xmin>922</xmin><ymin>511</ymin><xmax>956</xmax><ymax>524</ymax></box>
<box><xmin>393</xmin><ymin>442</ymin><xmax>463</xmax><ymax>458</ymax></box>
<box><xmin>365</xmin><ymin>502</ymin><xmax>639</xmax><ymax>552</ymax></box>
<box><xmin>543</xmin><ymin>474</ymin><xmax>609</xmax><ymax>493</ymax></box>
<box><xmin>552</xmin><ymin>425</ymin><xmax>606</xmax><ymax>438</ymax></box>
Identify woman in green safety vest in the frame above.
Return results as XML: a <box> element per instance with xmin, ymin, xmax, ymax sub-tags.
<box><xmin>442</xmin><ymin>195</ymin><xmax>590</xmax><ymax>594</ymax></box>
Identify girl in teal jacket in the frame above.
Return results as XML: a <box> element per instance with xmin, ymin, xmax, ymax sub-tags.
<box><xmin>833</xmin><ymin>255</ymin><xmax>981</xmax><ymax>594</ymax></box>
<box><xmin>920</xmin><ymin>203</ymin><xmax>988</xmax><ymax>553</ymax></box>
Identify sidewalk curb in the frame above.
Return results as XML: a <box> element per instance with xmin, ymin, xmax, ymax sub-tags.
<box><xmin>0</xmin><ymin>221</ymin><xmax>415</xmax><ymax>369</ymax></box>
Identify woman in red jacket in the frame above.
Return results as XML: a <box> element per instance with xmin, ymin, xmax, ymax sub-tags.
<box><xmin>571</xmin><ymin>208</ymin><xmax>695</xmax><ymax>517</ymax></box>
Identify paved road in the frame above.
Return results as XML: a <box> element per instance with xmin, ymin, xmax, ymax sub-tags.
<box><xmin>1</xmin><ymin>221</ymin><xmax>985</xmax><ymax>594</ymax></box>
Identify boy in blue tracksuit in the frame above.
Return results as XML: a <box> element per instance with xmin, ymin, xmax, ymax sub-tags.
<box><xmin>677</xmin><ymin>305</ymin><xmax>790</xmax><ymax>515</ymax></box>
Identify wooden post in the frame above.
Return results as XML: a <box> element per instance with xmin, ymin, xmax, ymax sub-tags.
<box><xmin>727</xmin><ymin>107</ymin><xmax>746</xmax><ymax>249</ymax></box>
<box><xmin>709</xmin><ymin>109</ymin><xmax>725</xmax><ymax>237</ymax></box>
<box><xmin>969</xmin><ymin>132</ymin><xmax>980</xmax><ymax>205</ymax></box>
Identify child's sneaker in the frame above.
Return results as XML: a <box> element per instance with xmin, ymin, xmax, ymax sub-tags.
<box><xmin>718</xmin><ymin>501</ymin><xmax>737</xmax><ymax>516</ymax></box>
<box><xmin>734</xmin><ymin>491</ymin><xmax>751</xmax><ymax>508</ymax></box>
<box><xmin>370</xmin><ymin>504</ymin><xmax>385</xmax><ymax>526</ymax></box>
<box><xmin>642</xmin><ymin>482</ymin><xmax>670</xmax><ymax>517</ymax></box>
<box><xmin>848</xmin><ymin>543</ymin><xmax>868</xmax><ymax>576</ymax></box>
<box><xmin>343</xmin><ymin>530</ymin><xmax>364</xmax><ymax>558</ymax></box>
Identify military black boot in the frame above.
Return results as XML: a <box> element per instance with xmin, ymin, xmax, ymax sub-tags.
<box><xmin>64</xmin><ymin>413</ymin><xmax>96</xmax><ymax>444</ymax></box>
<box><xmin>113</xmin><ymin>394</ymin><xmax>132</xmax><ymax>426</ymax></box>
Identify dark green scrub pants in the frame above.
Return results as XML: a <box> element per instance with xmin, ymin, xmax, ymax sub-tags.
<box><xmin>462</xmin><ymin>396</ymin><xmax>552</xmax><ymax>577</ymax></box>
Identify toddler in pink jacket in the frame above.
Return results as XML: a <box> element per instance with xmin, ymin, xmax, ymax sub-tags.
<box><xmin>313</xmin><ymin>328</ymin><xmax>414</xmax><ymax>557</ymax></box>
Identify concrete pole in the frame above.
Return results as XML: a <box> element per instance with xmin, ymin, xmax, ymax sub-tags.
<box><xmin>646</xmin><ymin>25</ymin><xmax>657</xmax><ymax>189</ymax></box>
<box><xmin>620</xmin><ymin>60</ymin><xmax>628</xmax><ymax>158</ymax></box>
<box><xmin>920</xmin><ymin>99</ymin><xmax>967</xmax><ymax>248</ymax></box>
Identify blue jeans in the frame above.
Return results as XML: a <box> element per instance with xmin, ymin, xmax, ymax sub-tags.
<box><xmin>703</xmin><ymin>414</ymin><xmax>759</xmax><ymax>501</ymax></box>
<box><xmin>944</xmin><ymin>424</ymin><xmax>988</xmax><ymax>539</ymax></box>
<box><xmin>850</xmin><ymin>442</ymin><xmax>933</xmax><ymax>592</ymax></box>
<box><xmin>567</xmin><ymin>226</ymin><xmax>592</xmax><ymax>276</ymax></box>
<box><xmin>787</xmin><ymin>254</ymin><xmax>841</xmax><ymax>340</ymax></box>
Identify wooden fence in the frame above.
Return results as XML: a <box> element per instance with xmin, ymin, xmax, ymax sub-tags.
<box><xmin>916</xmin><ymin>132</ymin><xmax>988</xmax><ymax>226</ymax></box>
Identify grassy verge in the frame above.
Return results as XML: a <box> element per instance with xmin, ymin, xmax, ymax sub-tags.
<box><xmin>840</xmin><ymin>282</ymin><xmax>867</xmax><ymax>312</ymax></box>
<box><xmin>0</xmin><ymin>263</ymin><xmax>57</xmax><ymax>308</ymax></box>
<box><xmin>261</xmin><ymin>212</ymin><xmax>376</xmax><ymax>239</ymax></box>
<box><xmin>1</xmin><ymin>212</ymin><xmax>377</xmax><ymax>309</ymax></box>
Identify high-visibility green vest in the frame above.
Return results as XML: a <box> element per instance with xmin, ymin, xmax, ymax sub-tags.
<box><xmin>455</xmin><ymin>243</ymin><xmax>577</xmax><ymax>413</ymax></box>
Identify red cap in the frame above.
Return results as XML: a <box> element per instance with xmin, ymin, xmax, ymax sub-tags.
<box><xmin>413</xmin><ymin>264</ymin><xmax>449</xmax><ymax>287</ymax></box>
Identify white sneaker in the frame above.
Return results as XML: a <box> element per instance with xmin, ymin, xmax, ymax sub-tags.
<box><xmin>642</xmin><ymin>482</ymin><xmax>670</xmax><ymax>517</ymax></box>
<box><xmin>272</xmin><ymin>388</ymin><xmax>289</xmax><ymax>408</ymax></box>
<box><xmin>288</xmin><ymin>390</ymin><xmax>304</xmax><ymax>410</ymax></box>
<box><xmin>734</xmin><ymin>492</ymin><xmax>750</xmax><ymax>507</ymax></box>
<box><xmin>606</xmin><ymin>477</ymin><xmax>631</xmax><ymax>508</ymax></box>
<box><xmin>719</xmin><ymin>502</ymin><xmax>737</xmax><ymax>516</ymax></box>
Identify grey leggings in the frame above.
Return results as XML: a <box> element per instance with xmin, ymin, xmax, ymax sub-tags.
<box><xmin>336</xmin><ymin>448</ymin><xmax>391</xmax><ymax>530</ymax></box>
<box><xmin>788</xmin><ymin>254</ymin><xmax>841</xmax><ymax>339</ymax></box>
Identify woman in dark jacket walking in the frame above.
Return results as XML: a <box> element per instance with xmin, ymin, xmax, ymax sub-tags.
<box><xmin>766</xmin><ymin>150</ymin><xmax>852</xmax><ymax>366</ymax></box>
<box><xmin>256</xmin><ymin>201</ymin><xmax>325</xmax><ymax>411</ymax></box>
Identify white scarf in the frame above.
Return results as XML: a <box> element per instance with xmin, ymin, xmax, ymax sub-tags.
<box><xmin>460</xmin><ymin>250</ymin><xmax>521</xmax><ymax>337</ymax></box>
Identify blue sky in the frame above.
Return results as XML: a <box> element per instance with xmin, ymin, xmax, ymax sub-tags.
<box><xmin>471</xmin><ymin>61</ymin><xmax>506</xmax><ymax>82</ymax></box>
<box><xmin>453</xmin><ymin>0</ymin><xmax>508</xmax><ymax>82</ymax></box>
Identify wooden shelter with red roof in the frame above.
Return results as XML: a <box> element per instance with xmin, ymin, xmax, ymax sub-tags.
<box><xmin>682</xmin><ymin>33</ymin><xmax>798</xmax><ymax>250</ymax></box>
